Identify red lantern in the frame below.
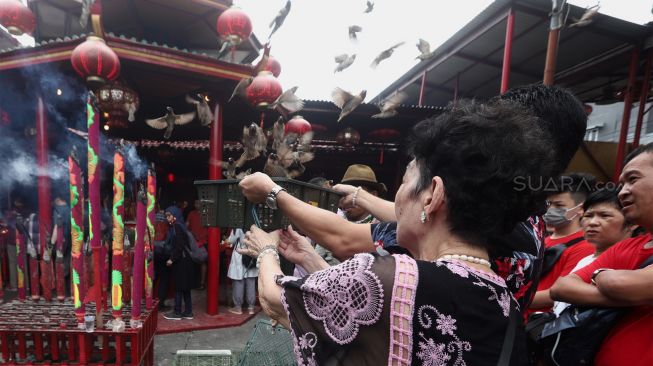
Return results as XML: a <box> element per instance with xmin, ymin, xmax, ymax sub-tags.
<box><xmin>246</xmin><ymin>71</ymin><xmax>282</xmax><ymax>109</ymax></box>
<box><xmin>284</xmin><ymin>115</ymin><xmax>311</xmax><ymax>135</ymax></box>
<box><xmin>0</xmin><ymin>0</ymin><xmax>36</xmax><ymax>35</ymax></box>
<box><xmin>336</xmin><ymin>127</ymin><xmax>360</xmax><ymax>148</ymax></box>
<box><xmin>584</xmin><ymin>104</ymin><xmax>593</xmax><ymax>116</ymax></box>
<box><xmin>264</xmin><ymin>56</ymin><xmax>282</xmax><ymax>78</ymax></box>
<box><xmin>368</xmin><ymin>128</ymin><xmax>400</xmax><ymax>141</ymax></box>
<box><xmin>70</xmin><ymin>36</ymin><xmax>120</xmax><ymax>87</ymax></box>
<box><xmin>216</xmin><ymin>6</ymin><xmax>252</xmax><ymax>46</ymax></box>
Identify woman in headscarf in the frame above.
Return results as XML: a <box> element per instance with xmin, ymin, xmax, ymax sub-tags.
<box><xmin>162</xmin><ymin>205</ymin><xmax>195</xmax><ymax>320</ymax></box>
<box><xmin>238</xmin><ymin>100</ymin><xmax>553</xmax><ymax>365</ymax></box>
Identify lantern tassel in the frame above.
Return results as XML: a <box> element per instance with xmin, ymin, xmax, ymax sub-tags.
<box><xmin>260</xmin><ymin>112</ymin><xmax>265</xmax><ymax>129</ymax></box>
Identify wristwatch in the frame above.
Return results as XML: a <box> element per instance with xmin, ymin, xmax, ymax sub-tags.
<box><xmin>591</xmin><ymin>268</ymin><xmax>613</xmax><ymax>286</ymax></box>
<box><xmin>265</xmin><ymin>185</ymin><xmax>286</xmax><ymax>210</ymax></box>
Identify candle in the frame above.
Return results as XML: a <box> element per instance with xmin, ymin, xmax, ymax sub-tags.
<box><xmin>145</xmin><ymin>167</ymin><xmax>156</xmax><ymax>310</ymax></box>
<box><xmin>131</xmin><ymin>186</ymin><xmax>146</xmax><ymax>323</ymax></box>
<box><xmin>111</xmin><ymin>150</ymin><xmax>125</xmax><ymax>319</ymax></box>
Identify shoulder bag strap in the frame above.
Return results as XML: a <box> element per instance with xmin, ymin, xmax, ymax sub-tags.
<box><xmin>497</xmin><ymin>308</ymin><xmax>518</xmax><ymax>366</ymax></box>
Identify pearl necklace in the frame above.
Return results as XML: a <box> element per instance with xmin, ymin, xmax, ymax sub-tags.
<box><xmin>437</xmin><ymin>254</ymin><xmax>492</xmax><ymax>268</ymax></box>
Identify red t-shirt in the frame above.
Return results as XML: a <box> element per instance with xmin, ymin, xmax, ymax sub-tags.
<box><xmin>528</xmin><ymin>231</ymin><xmax>594</xmax><ymax>314</ymax></box>
<box><xmin>573</xmin><ymin>234</ymin><xmax>653</xmax><ymax>366</ymax></box>
<box><xmin>186</xmin><ymin>210</ymin><xmax>208</xmax><ymax>246</ymax></box>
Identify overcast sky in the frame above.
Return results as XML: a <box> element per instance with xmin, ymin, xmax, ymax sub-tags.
<box><xmin>236</xmin><ymin>0</ymin><xmax>652</xmax><ymax>102</ymax></box>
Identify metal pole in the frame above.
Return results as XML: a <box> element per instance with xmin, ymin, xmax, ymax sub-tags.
<box><xmin>613</xmin><ymin>49</ymin><xmax>640</xmax><ymax>181</ymax></box>
<box><xmin>633</xmin><ymin>49</ymin><xmax>652</xmax><ymax>148</ymax></box>
<box><xmin>500</xmin><ymin>8</ymin><xmax>515</xmax><ymax>93</ymax></box>
<box><xmin>418</xmin><ymin>71</ymin><xmax>427</xmax><ymax>106</ymax></box>
<box><xmin>543</xmin><ymin>1</ymin><xmax>566</xmax><ymax>85</ymax></box>
<box><xmin>206</xmin><ymin>103</ymin><xmax>223</xmax><ymax>315</ymax></box>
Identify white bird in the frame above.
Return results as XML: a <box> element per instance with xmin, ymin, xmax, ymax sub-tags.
<box><xmin>371</xmin><ymin>42</ymin><xmax>405</xmax><ymax>69</ymax></box>
<box><xmin>186</xmin><ymin>94</ymin><xmax>213</xmax><ymax>126</ymax></box>
<box><xmin>228</xmin><ymin>77</ymin><xmax>253</xmax><ymax>103</ymax></box>
<box><xmin>236</xmin><ymin>123</ymin><xmax>267</xmax><ymax>167</ymax></box>
<box><xmin>372</xmin><ymin>92</ymin><xmax>408</xmax><ymax>119</ymax></box>
<box><xmin>568</xmin><ymin>5</ymin><xmax>600</xmax><ymax>28</ymax></box>
<box><xmin>416</xmin><ymin>39</ymin><xmax>436</xmax><ymax>61</ymax></box>
<box><xmin>349</xmin><ymin>25</ymin><xmax>362</xmax><ymax>42</ymax></box>
<box><xmin>332</xmin><ymin>88</ymin><xmax>367</xmax><ymax>122</ymax></box>
<box><xmin>272</xmin><ymin>117</ymin><xmax>285</xmax><ymax>152</ymax></box>
<box><xmin>145</xmin><ymin>107</ymin><xmax>196</xmax><ymax>140</ymax></box>
<box><xmin>334</xmin><ymin>54</ymin><xmax>356</xmax><ymax>73</ymax></box>
<box><xmin>269</xmin><ymin>0</ymin><xmax>292</xmax><ymax>39</ymax></box>
<box><xmin>269</xmin><ymin>87</ymin><xmax>304</xmax><ymax>118</ymax></box>
<box><xmin>125</xmin><ymin>102</ymin><xmax>137</xmax><ymax>122</ymax></box>
<box><xmin>364</xmin><ymin>1</ymin><xmax>374</xmax><ymax>13</ymax></box>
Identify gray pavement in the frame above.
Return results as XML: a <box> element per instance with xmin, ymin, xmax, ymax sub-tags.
<box><xmin>154</xmin><ymin>312</ymin><xmax>267</xmax><ymax>365</ymax></box>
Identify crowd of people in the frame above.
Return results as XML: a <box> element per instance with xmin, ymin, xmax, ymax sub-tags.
<box><xmin>234</xmin><ymin>85</ymin><xmax>652</xmax><ymax>366</ymax></box>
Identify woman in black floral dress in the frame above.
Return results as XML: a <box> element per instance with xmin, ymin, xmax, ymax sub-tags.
<box><xmin>239</xmin><ymin>100</ymin><xmax>553</xmax><ymax>365</ymax></box>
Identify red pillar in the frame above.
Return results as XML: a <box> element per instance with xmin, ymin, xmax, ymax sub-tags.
<box><xmin>36</xmin><ymin>98</ymin><xmax>52</xmax><ymax>300</ymax></box>
<box><xmin>418</xmin><ymin>71</ymin><xmax>427</xmax><ymax>106</ymax></box>
<box><xmin>500</xmin><ymin>8</ymin><xmax>515</xmax><ymax>94</ymax></box>
<box><xmin>633</xmin><ymin>49</ymin><xmax>652</xmax><ymax>148</ymax></box>
<box><xmin>206</xmin><ymin>103</ymin><xmax>223</xmax><ymax>315</ymax></box>
<box><xmin>613</xmin><ymin>49</ymin><xmax>640</xmax><ymax>182</ymax></box>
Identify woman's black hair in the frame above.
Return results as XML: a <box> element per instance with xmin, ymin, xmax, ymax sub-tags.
<box><xmin>406</xmin><ymin>99</ymin><xmax>554</xmax><ymax>248</ymax></box>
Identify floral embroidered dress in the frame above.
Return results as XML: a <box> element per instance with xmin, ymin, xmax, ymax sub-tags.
<box><xmin>279</xmin><ymin>253</ymin><xmax>527</xmax><ymax>366</ymax></box>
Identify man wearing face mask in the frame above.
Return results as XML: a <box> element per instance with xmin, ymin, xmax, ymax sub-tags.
<box><xmin>527</xmin><ymin>173</ymin><xmax>596</xmax><ymax>315</ymax></box>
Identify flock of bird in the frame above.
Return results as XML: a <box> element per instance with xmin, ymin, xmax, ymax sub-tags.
<box><xmin>137</xmin><ymin>0</ymin><xmax>601</xmax><ymax>178</ymax></box>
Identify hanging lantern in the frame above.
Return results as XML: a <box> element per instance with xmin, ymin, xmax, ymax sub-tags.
<box><xmin>368</xmin><ymin>128</ymin><xmax>400</xmax><ymax>164</ymax></box>
<box><xmin>336</xmin><ymin>127</ymin><xmax>360</xmax><ymax>148</ymax></box>
<box><xmin>284</xmin><ymin>115</ymin><xmax>311</xmax><ymax>135</ymax></box>
<box><xmin>0</xmin><ymin>0</ymin><xmax>36</xmax><ymax>36</ymax></box>
<box><xmin>70</xmin><ymin>36</ymin><xmax>121</xmax><ymax>87</ymax></box>
<box><xmin>264</xmin><ymin>56</ymin><xmax>282</xmax><ymax>78</ymax></box>
<box><xmin>96</xmin><ymin>81</ymin><xmax>139</xmax><ymax>129</ymax></box>
<box><xmin>583</xmin><ymin>104</ymin><xmax>593</xmax><ymax>116</ymax></box>
<box><xmin>246</xmin><ymin>71</ymin><xmax>282</xmax><ymax>110</ymax></box>
<box><xmin>216</xmin><ymin>6</ymin><xmax>252</xmax><ymax>46</ymax></box>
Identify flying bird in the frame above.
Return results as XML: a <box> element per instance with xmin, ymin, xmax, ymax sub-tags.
<box><xmin>277</xmin><ymin>132</ymin><xmax>314</xmax><ymax>178</ymax></box>
<box><xmin>370</xmin><ymin>42</ymin><xmax>405</xmax><ymax>69</ymax></box>
<box><xmin>269</xmin><ymin>86</ymin><xmax>304</xmax><ymax>118</ymax></box>
<box><xmin>372</xmin><ymin>92</ymin><xmax>407</xmax><ymax>119</ymax></box>
<box><xmin>253</xmin><ymin>43</ymin><xmax>272</xmax><ymax>75</ymax></box>
<box><xmin>236</xmin><ymin>123</ymin><xmax>268</xmax><ymax>167</ymax></box>
<box><xmin>334</xmin><ymin>54</ymin><xmax>356</xmax><ymax>73</ymax></box>
<box><xmin>263</xmin><ymin>153</ymin><xmax>289</xmax><ymax>177</ymax></box>
<box><xmin>145</xmin><ymin>107</ymin><xmax>196</xmax><ymax>140</ymax></box>
<box><xmin>332</xmin><ymin>88</ymin><xmax>367</xmax><ymax>122</ymax></box>
<box><xmin>125</xmin><ymin>102</ymin><xmax>137</xmax><ymax>122</ymax></box>
<box><xmin>348</xmin><ymin>25</ymin><xmax>362</xmax><ymax>42</ymax></box>
<box><xmin>219</xmin><ymin>157</ymin><xmax>237</xmax><ymax>179</ymax></box>
<box><xmin>416</xmin><ymin>39</ymin><xmax>436</xmax><ymax>61</ymax></box>
<box><xmin>79</xmin><ymin>0</ymin><xmax>95</xmax><ymax>28</ymax></box>
<box><xmin>186</xmin><ymin>94</ymin><xmax>213</xmax><ymax>126</ymax></box>
<box><xmin>269</xmin><ymin>0</ymin><xmax>292</xmax><ymax>39</ymax></box>
<box><xmin>364</xmin><ymin>1</ymin><xmax>374</xmax><ymax>13</ymax></box>
<box><xmin>228</xmin><ymin>77</ymin><xmax>253</xmax><ymax>103</ymax></box>
<box><xmin>218</xmin><ymin>39</ymin><xmax>234</xmax><ymax>59</ymax></box>
<box><xmin>568</xmin><ymin>5</ymin><xmax>600</xmax><ymax>28</ymax></box>
<box><xmin>271</xmin><ymin>117</ymin><xmax>285</xmax><ymax>151</ymax></box>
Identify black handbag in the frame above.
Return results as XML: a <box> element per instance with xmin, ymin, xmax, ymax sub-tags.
<box><xmin>536</xmin><ymin>254</ymin><xmax>653</xmax><ymax>366</ymax></box>
<box><xmin>540</xmin><ymin>237</ymin><xmax>584</xmax><ymax>276</ymax></box>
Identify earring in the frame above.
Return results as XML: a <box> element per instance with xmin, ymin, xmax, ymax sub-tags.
<box><xmin>420</xmin><ymin>210</ymin><xmax>427</xmax><ymax>223</ymax></box>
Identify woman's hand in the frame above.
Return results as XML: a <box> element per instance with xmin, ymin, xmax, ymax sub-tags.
<box><xmin>239</xmin><ymin>172</ymin><xmax>276</xmax><ymax>204</ymax></box>
<box><xmin>238</xmin><ymin>225</ymin><xmax>280</xmax><ymax>258</ymax></box>
<box><xmin>278</xmin><ymin>226</ymin><xmax>316</xmax><ymax>265</ymax></box>
<box><xmin>333</xmin><ymin>183</ymin><xmax>358</xmax><ymax>210</ymax></box>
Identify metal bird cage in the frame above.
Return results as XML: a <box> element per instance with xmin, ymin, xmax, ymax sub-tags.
<box><xmin>195</xmin><ymin>178</ymin><xmax>341</xmax><ymax>231</ymax></box>
<box><xmin>238</xmin><ymin>319</ymin><xmax>296</xmax><ymax>366</ymax></box>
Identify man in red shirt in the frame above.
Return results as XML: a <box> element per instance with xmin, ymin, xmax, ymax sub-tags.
<box><xmin>528</xmin><ymin>173</ymin><xmax>595</xmax><ymax>314</ymax></box>
<box><xmin>551</xmin><ymin>142</ymin><xmax>653</xmax><ymax>366</ymax></box>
